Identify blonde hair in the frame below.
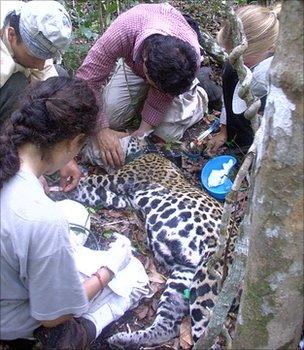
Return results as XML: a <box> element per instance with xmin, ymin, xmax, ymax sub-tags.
<box><xmin>217</xmin><ymin>4</ymin><xmax>281</xmax><ymax>58</ymax></box>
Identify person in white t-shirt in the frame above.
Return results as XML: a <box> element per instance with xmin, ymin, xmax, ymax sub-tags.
<box><xmin>0</xmin><ymin>77</ymin><xmax>148</xmax><ymax>349</ymax></box>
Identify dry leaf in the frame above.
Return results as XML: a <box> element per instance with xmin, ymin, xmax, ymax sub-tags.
<box><xmin>147</xmin><ymin>260</ymin><xmax>166</xmax><ymax>284</ymax></box>
<box><xmin>148</xmin><ymin>272</ymin><xmax>166</xmax><ymax>284</ymax></box>
<box><xmin>134</xmin><ymin>304</ymin><xmax>150</xmax><ymax>320</ymax></box>
<box><xmin>179</xmin><ymin>316</ymin><xmax>193</xmax><ymax>349</ymax></box>
<box><xmin>150</xmin><ymin>282</ymin><xmax>164</xmax><ymax>294</ymax></box>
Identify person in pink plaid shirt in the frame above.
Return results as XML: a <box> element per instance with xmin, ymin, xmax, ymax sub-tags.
<box><xmin>77</xmin><ymin>3</ymin><xmax>208</xmax><ymax>168</ymax></box>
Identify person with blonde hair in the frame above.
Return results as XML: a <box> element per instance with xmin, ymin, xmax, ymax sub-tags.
<box><xmin>206</xmin><ymin>3</ymin><xmax>281</xmax><ymax>155</ymax></box>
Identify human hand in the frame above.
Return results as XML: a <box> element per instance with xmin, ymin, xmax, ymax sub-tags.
<box><xmin>206</xmin><ymin>125</ymin><xmax>227</xmax><ymax>156</ymax></box>
<box><xmin>131</xmin><ymin>120</ymin><xmax>154</xmax><ymax>138</ymax></box>
<box><xmin>102</xmin><ymin>244</ymin><xmax>132</xmax><ymax>276</ymax></box>
<box><xmin>98</xmin><ymin>128</ymin><xmax>128</xmax><ymax>168</ymax></box>
<box><xmin>39</xmin><ymin>175</ymin><xmax>50</xmax><ymax>194</ymax></box>
<box><xmin>60</xmin><ymin>159</ymin><xmax>82</xmax><ymax>192</ymax></box>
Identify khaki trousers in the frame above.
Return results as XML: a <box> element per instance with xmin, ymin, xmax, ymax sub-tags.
<box><xmin>102</xmin><ymin>59</ymin><xmax>208</xmax><ymax>141</ymax></box>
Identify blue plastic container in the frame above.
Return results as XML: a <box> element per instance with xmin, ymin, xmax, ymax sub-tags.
<box><xmin>201</xmin><ymin>155</ymin><xmax>237</xmax><ymax>201</ymax></box>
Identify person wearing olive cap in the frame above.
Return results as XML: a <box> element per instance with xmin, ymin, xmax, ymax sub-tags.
<box><xmin>0</xmin><ymin>0</ymin><xmax>72</xmax><ymax>120</ymax></box>
<box><xmin>0</xmin><ymin>1</ymin><xmax>82</xmax><ymax>192</ymax></box>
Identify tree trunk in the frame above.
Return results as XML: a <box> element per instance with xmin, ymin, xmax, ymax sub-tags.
<box><xmin>233</xmin><ymin>1</ymin><xmax>303</xmax><ymax>349</ymax></box>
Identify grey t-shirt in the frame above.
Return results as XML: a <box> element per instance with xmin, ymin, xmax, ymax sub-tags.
<box><xmin>0</xmin><ymin>170</ymin><xmax>89</xmax><ymax>340</ymax></box>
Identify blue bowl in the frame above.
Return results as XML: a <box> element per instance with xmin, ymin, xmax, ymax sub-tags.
<box><xmin>201</xmin><ymin>155</ymin><xmax>237</xmax><ymax>201</ymax></box>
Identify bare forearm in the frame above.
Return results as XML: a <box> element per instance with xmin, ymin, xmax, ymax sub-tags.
<box><xmin>83</xmin><ymin>267</ymin><xmax>114</xmax><ymax>300</ymax></box>
<box><xmin>39</xmin><ymin>267</ymin><xmax>113</xmax><ymax>328</ymax></box>
<box><xmin>131</xmin><ymin>120</ymin><xmax>154</xmax><ymax>137</ymax></box>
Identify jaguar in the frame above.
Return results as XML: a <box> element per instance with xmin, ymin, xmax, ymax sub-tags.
<box><xmin>68</xmin><ymin>149</ymin><xmax>238</xmax><ymax>348</ymax></box>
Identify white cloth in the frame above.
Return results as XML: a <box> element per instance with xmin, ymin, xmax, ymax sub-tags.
<box><xmin>208</xmin><ymin>159</ymin><xmax>234</xmax><ymax>187</ymax></box>
<box><xmin>57</xmin><ymin>200</ymin><xmax>150</xmax><ymax>338</ymax></box>
<box><xmin>81</xmin><ymin>135</ymin><xmax>132</xmax><ymax>171</ymax></box>
<box><xmin>55</xmin><ymin>200</ymin><xmax>91</xmax><ymax>246</ymax></box>
<box><xmin>232</xmin><ymin>56</ymin><xmax>273</xmax><ymax>114</ymax></box>
<box><xmin>75</xmin><ymin>238</ymin><xmax>150</xmax><ymax>337</ymax></box>
<box><xmin>82</xmin><ymin>258</ymin><xmax>151</xmax><ymax>337</ymax></box>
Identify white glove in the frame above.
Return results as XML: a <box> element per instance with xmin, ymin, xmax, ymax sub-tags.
<box><xmin>103</xmin><ymin>237</ymin><xmax>132</xmax><ymax>276</ymax></box>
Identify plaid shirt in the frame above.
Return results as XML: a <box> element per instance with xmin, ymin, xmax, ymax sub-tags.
<box><xmin>76</xmin><ymin>3</ymin><xmax>200</xmax><ymax>128</ymax></box>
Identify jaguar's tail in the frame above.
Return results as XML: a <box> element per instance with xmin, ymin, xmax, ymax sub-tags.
<box><xmin>107</xmin><ymin>266</ymin><xmax>194</xmax><ymax>349</ymax></box>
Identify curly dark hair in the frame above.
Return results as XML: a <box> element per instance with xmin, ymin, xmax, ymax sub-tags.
<box><xmin>144</xmin><ymin>34</ymin><xmax>198</xmax><ymax>96</ymax></box>
<box><xmin>0</xmin><ymin>77</ymin><xmax>99</xmax><ymax>189</ymax></box>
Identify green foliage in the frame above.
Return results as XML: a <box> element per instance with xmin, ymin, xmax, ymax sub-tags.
<box><xmin>62</xmin><ymin>0</ymin><xmax>138</xmax><ymax>75</ymax></box>
<box><xmin>62</xmin><ymin>42</ymin><xmax>91</xmax><ymax>74</ymax></box>
<box><xmin>163</xmin><ymin>139</ymin><xmax>182</xmax><ymax>151</ymax></box>
<box><xmin>102</xmin><ymin>229</ymin><xmax>114</xmax><ymax>239</ymax></box>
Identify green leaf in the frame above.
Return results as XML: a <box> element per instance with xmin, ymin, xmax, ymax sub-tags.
<box><xmin>86</xmin><ymin>207</ymin><xmax>97</xmax><ymax>214</ymax></box>
<box><xmin>106</xmin><ymin>2</ymin><xmax>118</xmax><ymax>14</ymax></box>
<box><xmin>80</xmin><ymin>26</ymin><xmax>94</xmax><ymax>39</ymax></box>
<box><xmin>102</xmin><ymin>229</ymin><xmax>113</xmax><ymax>239</ymax></box>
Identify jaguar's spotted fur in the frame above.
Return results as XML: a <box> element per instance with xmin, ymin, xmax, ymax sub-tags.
<box><xmin>69</xmin><ymin>152</ymin><xmax>238</xmax><ymax>348</ymax></box>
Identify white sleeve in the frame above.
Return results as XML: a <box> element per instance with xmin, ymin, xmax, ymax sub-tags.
<box><xmin>28</xmin><ymin>220</ymin><xmax>89</xmax><ymax>321</ymax></box>
<box><xmin>30</xmin><ymin>59</ymin><xmax>58</xmax><ymax>83</ymax></box>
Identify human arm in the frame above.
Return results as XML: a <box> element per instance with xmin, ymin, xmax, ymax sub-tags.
<box><xmin>40</xmin><ymin>267</ymin><xmax>114</xmax><ymax>327</ymax></box>
<box><xmin>205</xmin><ymin>102</ymin><xmax>228</xmax><ymax>156</ymax></box>
<box><xmin>140</xmin><ymin>87</ymin><xmax>174</xmax><ymax>128</ymax></box>
<box><xmin>30</xmin><ymin>220</ymin><xmax>131</xmax><ymax>327</ymax></box>
<box><xmin>97</xmin><ymin>128</ymin><xmax>129</xmax><ymax>168</ymax></box>
<box><xmin>76</xmin><ymin>15</ymin><xmax>133</xmax><ymax>128</ymax></box>
<box><xmin>131</xmin><ymin>120</ymin><xmax>154</xmax><ymax>137</ymax></box>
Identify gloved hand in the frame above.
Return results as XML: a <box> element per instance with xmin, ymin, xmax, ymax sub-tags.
<box><xmin>102</xmin><ymin>236</ymin><xmax>132</xmax><ymax>276</ymax></box>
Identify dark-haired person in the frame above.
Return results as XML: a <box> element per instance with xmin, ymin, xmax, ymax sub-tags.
<box><xmin>0</xmin><ymin>77</ymin><xmax>148</xmax><ymax>349</ymax></box>
<box><xmin>77</xmin><ymin>3</ymin><xmax>208</xmax><ymax>168</ymax></box>
<box><xmin>0</xmin><ymin>1</ymin><xmax>81</xmax><ymax>192</ymax></box>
